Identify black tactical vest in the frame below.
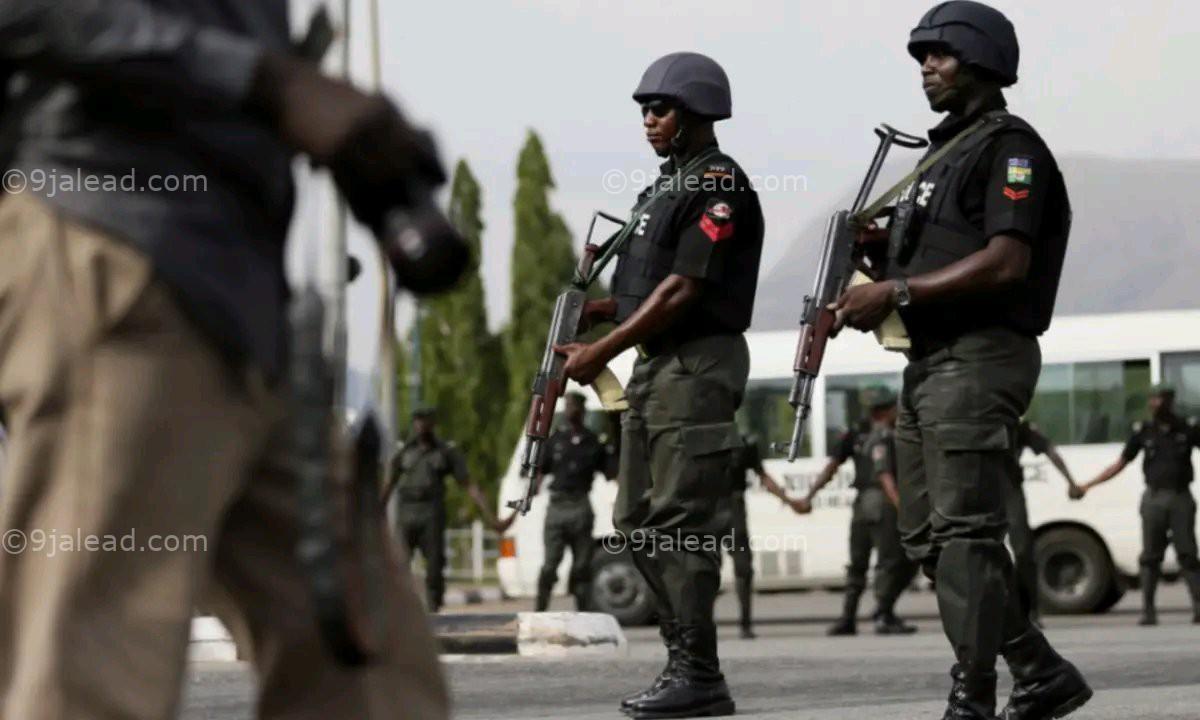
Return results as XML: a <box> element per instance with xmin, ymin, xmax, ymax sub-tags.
<box><xmin>886</xmin><ymin>111</ymin><xmax>1071</xmax><ymax>342</ymax></box>
<box><xmin>611</xmin><ymin>151</ymin><xmax>728</xmax><ymax>324</ymax></box>
<box><xmin>1135</xmin><ymin>417</ymin><xmax>1196</xmax><ymax>492</ymax></box>
<box><xmin>394</xmin><ymin>442</ymin><xmax>452</xmax><ymax>503</ymax></box>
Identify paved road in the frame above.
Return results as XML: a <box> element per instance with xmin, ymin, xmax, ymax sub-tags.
<box><xmin>181</xmin><ymin>585</ymin><xmax>1200</xmax><ymax>719</ymax></box>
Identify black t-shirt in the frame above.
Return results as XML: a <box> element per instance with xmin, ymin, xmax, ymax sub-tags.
<box><xmin>927</xmin><ymin>114</ymin><xmax>1055</xmax><ymax>246</ymax></box>
<box><xmin>613</xmin><ymin>142</ymin><xmax>765</xmax><ymax>344</ymax></box>
<box><xmin>1120</xmin><ymin>414</ymin><xmax>1200</xmax><ymax>492</ymax></box>
<box><xmin>907</xmin><ymin>97</ymin><xmax>1069</xmax><ymax>338</ymax></box>
<box><xmin>540</xmin><ymin>425</ymin><xmax>610</xmax><ymax>497</ymax></box>
<box><xmin>832</xmin><ymin>426</ymin><xmax>874</xmax><ymax>492</ymax></box>
<box><xmin>391</xmin><ymin>439</ymin><xmax>469</xmax><ymax>504</ymax></box>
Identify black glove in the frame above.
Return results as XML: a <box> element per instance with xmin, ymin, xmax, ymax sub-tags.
<box><xmin>248</xmin><ymin>52</ymin><xmax>466</xmax><ymax>294</ymax></box>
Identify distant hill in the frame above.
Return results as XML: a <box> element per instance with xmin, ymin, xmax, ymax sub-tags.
<box><xmin>752</xmin><ymin>156</ymin><xmax>1200</xmax><ymax>331</ymax></box>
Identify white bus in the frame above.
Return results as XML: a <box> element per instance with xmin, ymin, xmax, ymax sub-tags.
<box><xmin>496</xmin><ymin>309</ymin><xmax>1200</xmax><ymax>625</ymax></box>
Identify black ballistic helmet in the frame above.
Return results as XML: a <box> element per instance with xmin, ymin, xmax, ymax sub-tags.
<box><xmin>908</xmin><ymin>1</ymin><xmax>1019</xmax><ymax>87</ymax></box>
<box><xmin>633</xmin><ymin>52</ymin><xmax>732</xmax><ymax>121</ymax></box>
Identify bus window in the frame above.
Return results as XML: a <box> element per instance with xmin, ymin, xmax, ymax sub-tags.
<box><xmin>824</xmin><ymin>373</ymin><xmax>902</xmax><ymax>450</ymax></box>
<box><xmin>1162</xmin><ymin>351</ymin><xmax>1200</xmax><ymax>418</ymax></box>
<box><xmin>1026</xmin><ymin>360</ymin><xmax>1150</xmax><ymax>445</ymax></box>
<box><xmin>738</xmin><ymin>380</ymin><xmax>810</xmax><ymax>458</ymax></box>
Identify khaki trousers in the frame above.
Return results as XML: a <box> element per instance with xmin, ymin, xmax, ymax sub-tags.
<box><xmin>0</xmin><ymin>194</ymin><xmax>447</xmax><ymax>720</ymax></box>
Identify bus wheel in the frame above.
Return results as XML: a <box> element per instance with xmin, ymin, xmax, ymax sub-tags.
<box><xmin>589</xmin><ymin>547</ymin><xmax>655</xmax><ymax>626</ymax></box>
<box><xmin>1036</xmin><ymin>527</ymin><xmax>1114</xmax><ymax>614</ymax></box>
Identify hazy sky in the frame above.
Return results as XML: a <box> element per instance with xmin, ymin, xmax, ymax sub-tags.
<box><xmin>292</xmin><ymin>0</ymin><xmax>1200</xmax><ymax>387</ymax></box>
<box><xmin>346</xmin><ymin>0</ymin><xmax>1199</xmax><ymax>330</ymax></box>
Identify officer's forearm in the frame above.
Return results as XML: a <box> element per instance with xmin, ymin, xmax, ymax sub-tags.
<box><xmin>1047</xmin><ymin>449</ymin><xmax>1076</xmax><ymax>485</ymax></box>
<box><xmin>807</xmin><ymin>460</ymin><xmax>840</xmax><ymax>501</ymax></box>
<box><xmin>906</xmin><ymin>234</ymin><xmax>1031</xmax><ymax>306</ymax></box>
<box><xmin>758</xmin><ymin>472</ymin><xmax>790</xmax><ymax>502</ymax></box>
<box><xmin>1085</xmin><ymin>459</ymin><xmax>1127</xmax><ymax>489</ymax></box>
<box><xmin>591</xmin><ymin>275</ymin><xmax>701</xmax><ymax>361</ymax></box>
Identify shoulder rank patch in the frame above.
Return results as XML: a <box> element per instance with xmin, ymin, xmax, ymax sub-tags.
<box><xmin>872</xmin><ymin>445</ymin><xmax>887</xmax><ymax>461</ymax></box>
<box><xmin>1003</xmin><ymin>186</ymin><xmax>1030</xmax><ymax>201</ymax></box>
<box><xmin>703</xmin><ymin>162</ymin><xmax>732</xmax><ymax>179</ymax></box>
<box><xmin>1132</xmin><ymin>421</ymin><xmax>1144</xmax><ymax>433</ymax></box>
<box><xmin>1006</xmin><ymin>157</ymin><xmax>1032</xmax><ymax>185</ymax></box>
<box><xmin>699</xmin><ymin>197</ymin><xmax>735</xmax><ymax>242</ymax></box>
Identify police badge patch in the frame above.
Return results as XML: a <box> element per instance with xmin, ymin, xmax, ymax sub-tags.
<box><xmin>1006</xmin><ymin>157</ymin><xmax>1032</xmax><ymax>185</ymax></box>
<box><xmin>698</xmin><ymin>197</ymin><xmax>735</xmax><ymax>242</ymax></box>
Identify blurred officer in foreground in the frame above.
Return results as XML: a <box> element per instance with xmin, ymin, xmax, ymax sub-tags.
<box><xmin>556</xmin><ymin>52</ymin><xmax>763</xmax><ymax>719</ymax></box>
<box><xmin>1079</xmin><ymin>385</ymin><xmax>1200</xmax><ymax>625</ymax></box>
<box><xmin>800</xmin><ymin>387</ymin><xmax>918</xmax><ymax>637</ymax></box>
<box><xmin>386</xmin><ymin>408</ymin><xmax>500</xmax><ymax>613</ymax></box>
<box><xmin>725</xmin><ymin>433</ymin><xmax>801</xmax><ymax>639</ymax></box>
<box><xmin>0</xmin><ymin>3</ymin><xmax>456</xmax><ymax>718</ymax></box>
<box><xmin>530</xmin><ymin>391</ymin><xmax>617</xmax><ymax>611</ymax></box>
<box><xmin>832</xmin><ymin>2</ymin><xmax>1091</xmax><ymax>718</ymax></box>
<box><xmin>1008</xmin><ymin>420</ymin><xmax>1082</xmax><ymax>626</ymax></box>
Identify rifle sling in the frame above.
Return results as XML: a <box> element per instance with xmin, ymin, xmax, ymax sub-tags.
<box><xmin>853</xmin><ymin>117</ymin><xmax>988</xmax><ymax>225</ymax></box>
<box><xmin>580</xmin><ymin>147</ymin><xmax>723</xmax><ymax>287</ymax></box>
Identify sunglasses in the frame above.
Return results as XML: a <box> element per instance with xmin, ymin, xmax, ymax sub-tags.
<box><xmin>640</xmin><ymin>100</ymin><xmax>674</xmax><ymax>119</ymax></box>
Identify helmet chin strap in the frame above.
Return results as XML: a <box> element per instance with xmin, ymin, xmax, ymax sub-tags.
<box><xmin>669</xmin><ymin>108</ymin><xmax>691</xmax><ymax>153</ymax></box>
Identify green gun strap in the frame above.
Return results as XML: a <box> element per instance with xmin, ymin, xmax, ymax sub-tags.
<box><xmin>853</xmin><ymin>117</ymin><xmax>989</xmax><ymax>226</ymax></box>
<box><xmin>579</xmin><ymin>148</ymin><xmax>724</xmax><ymax>287</ymax></box>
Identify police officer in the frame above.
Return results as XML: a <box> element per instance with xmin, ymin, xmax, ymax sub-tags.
<box><xmin>800</xmin><ymin>387</ymin><xmax>918</xmax><ymax>636</ymax></box>
<box><xmin>1079</xmin><ymin>385</ymin><xmax>1200</xmax><ymax>625</ymax></box>
<box><xmin>556</xmin><ymin>52</ymin><xmax>763</xmax><ymax>719</ymax></box>
<box><xmin>1009</xmin><ymin>419</ymin><xmax>1082</xmax><ymax>625</ymax></box>
<box><xmin>386</xmin><ymin>408</ymin><xmax>498</xmax><ymax>613</ymax></box>
<box><xmin>725</xmin><ymin>434</ymin><xmax>800</xmax><ymax>639</ymax></box>
<box><xmin>833</xmin><ymin>3</ymin><xmax>1091</xmax><ymax>717</ymax></box>
<box><xmin>532</xmin><ymin>391</ymin><xmax>617</xmax><ymax>611</ymax></box>
<box><xmin>0</xmin><ymin>4</ymin><xmax>453</xmax><ymax>718</ymax></box>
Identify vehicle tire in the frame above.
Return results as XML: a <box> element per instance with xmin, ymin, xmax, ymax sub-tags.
<box><xmin>1036</xmin><ymin>526</ymin><xmax>1114</xmax><ymax>614</ymax></box>
<box><xmin>589</xmin><ymin>545</ymin><xmax>655</xmax><ymax>626</ymax></box>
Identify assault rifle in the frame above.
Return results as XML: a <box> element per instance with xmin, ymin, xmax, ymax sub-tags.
<box><xmin>783</xmin><ymin>124</ymin><xmax>928</xmax><ymax>461</ymax></box>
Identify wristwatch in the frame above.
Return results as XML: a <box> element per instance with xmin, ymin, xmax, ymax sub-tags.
<box><xmin>891</xmin><ymin>279</ymin><xmax>912</xmax><ymax>308</ymax></box>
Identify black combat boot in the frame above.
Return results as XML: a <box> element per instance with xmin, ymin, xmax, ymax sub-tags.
<box><xmin>1181</xmin><ymin>566</ymin><xmax>1200</xmax><ymax>623</ymax></box>
<box><xmin>827</xmin><ymin>589</ymin><xmax>860</xmax><ymax>636</ymax></box>
<box><xmin>873</xmin><ymin>608</ymin><xmax>917</xmax><ymax>635</ymax></box>
<box><xmin>999</xmin><ymin>628</ymin><xmax>1092</xmax><ymax>720</ymax></box>
<box><xmin>625</xmin><ymin>623</ymin><xmax>734</xmax><ymax>719</ymax></box>
<box><xmin>736</xmin><ymin>575</ymin><xmax>755</xmax><ymax>639</ymax></box>
<box><xmin>941</xmin><ymin>665</ymin><xmax>999</xmax><ymax>720</ymax></box>
<box><xmin>1138</xmin><ymin>566</ymin><xmax>1159</xmax><ymax>626</ymax></box>
<box><xmin>620</xmin><ymin>621</ymin><xmax>681</xmax><ymax>712</ymax></box>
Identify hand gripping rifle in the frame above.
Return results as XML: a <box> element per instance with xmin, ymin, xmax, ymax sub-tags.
<box><xmin>510</xmin><ymin>148</ymin><xmax>722</xmax><ymax>513</ymax></box>
<box><xmin>509</xmin><ymin>211</ymin><xmax>628</xmax><ymax>515</ymax></box>
<box><xmin>784</xmin><ymin>125</ymin><xmax>927</xmax><ymax>461</ymax></box>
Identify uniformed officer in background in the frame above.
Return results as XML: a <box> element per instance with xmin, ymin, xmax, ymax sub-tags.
<box><xmin>385</xmin><ymin>408</ymin><xmax>499</xmax><ymax>613</ymax></box>
<box><xmin>0</xmin><ymin>3</ymin><xmax>455</xmax><ymax>718</ymax></box>
<box><xmin>1078</xmin><ymin>384</ymin><xmax>1200</xmax><ymax>625</ymax></box>
<box><xmin>799</xmin><ymin>387</ymin><xmax>918</xmax><ymax>637</ymax></box>
<box><xmin>832</xmin><ymin>3</ymin><xmax>1092</xmax><ymax>717</ymax></box>
<box><xmin>725</xmin><ymin>433</ymin><xmax>802</xmax><ymax>639</ymax></box>
<box><xmin>555</xmin><ymin>52</ymin><xmax>763</xmax><ymax>720</ymax></box>
<box><xmin>1009</xmin><ymin>419</ymin><xmax>1082</xmax><ymax>626</ymax></box>
<box><xmin>532</xmin><ymin>391</ymin><xmax>617</xmax><ymax>611</ymax></box>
